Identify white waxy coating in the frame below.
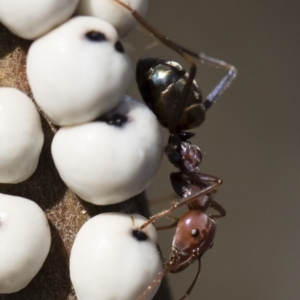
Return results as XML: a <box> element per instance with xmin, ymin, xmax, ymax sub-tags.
<box><xmin>76</xmin><ymin>0</ymin><xmax>148</xmax><ymax>38</ymax></box>
<box><xmin>0</xmin><ymin>88</ymin><xmax>44</xmax><ymax>184</ymax></box>
<box><xmin>0</xmin><ymin>0</ymin><xmax>79</xmax><ymax>40</ymax></box>
<box><xmin>27</xmin><ymin>16</ymin><xmax>132</xmax><ymax>126</ymax></box>
<box><xmin>52</xmin><ymin>95</ymin><xmax>163</xmax><ymax>205</ymax></box>
<box><xmin>0</xmin><ymin>193</ymin><xmax>51</xmax><ymax>293</ymax></box>
<box><xmin>70</xmin><ymin>212</ymin><xmax>161</xmax><ymax>300</ymax></box>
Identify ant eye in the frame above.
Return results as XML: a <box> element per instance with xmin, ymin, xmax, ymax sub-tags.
<box><xmin>85</xmin><ymin>31</ymin><xmax>106</xmax><ymax>41</ymax></box>
<box><xmin>191</xmin><ymin>228</ymin><xmax>200</xmax><ymax>237</ymax></box>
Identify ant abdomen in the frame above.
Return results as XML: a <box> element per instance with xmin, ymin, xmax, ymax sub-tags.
<box><xmin>136</xmin><ymin>57</ymin><xmax>205</xmax><ymax>131</ymax></box>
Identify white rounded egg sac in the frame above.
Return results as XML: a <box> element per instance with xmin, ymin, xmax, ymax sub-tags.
<box><xmin>0</xmin><ymin>88</ymin><xmax>44</xmax><ymax>184</ymax></box>
<box><xmin>0</xmin><ymin>193</ymin><xmax>51</xmax><ymax>293</ymax></box>
<box><xmin>0</xmin><ymin>0</ymin><xmax>79</xmax><ymax>40</ymax></box>
<box><xmin>76</xmin><ymin>0</ymin><xmax>148</xmax><ymax>38</ymax></box>
<box><xmin>51</xmin><ymin>95</ymin><xmax>163</xmax><ymax>205</ymax></box>
<box><xmin>27</xmin><ymin>16</ymin><xmax>132</xmax><ymax>126</ymax></box>
<box><xmin>70</xmin><ymin>212</ymin><xmax>162</xmax><ymax>300</ymax></box>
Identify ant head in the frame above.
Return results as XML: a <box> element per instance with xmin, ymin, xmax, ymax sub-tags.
<box><xmin>136</xmin><ymin>58</ymin><xmax>206</xmax><ymax>131</ymax></box>
<box><xmin>168</xmin><ymin>210</ymin><xmax>216</xmax><ymax>273</ymax></box>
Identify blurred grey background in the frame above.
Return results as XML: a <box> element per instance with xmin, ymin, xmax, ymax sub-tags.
<box><xmin>124</xmin><ymin>0</ymin><xmax>300</xmax><ymax>299</ymax></box>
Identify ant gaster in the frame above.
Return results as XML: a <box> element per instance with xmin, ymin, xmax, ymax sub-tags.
<box><xmin>113</xmin><ymin>1</ymin><xmax>237</xmax><ymax>299</ymax></box>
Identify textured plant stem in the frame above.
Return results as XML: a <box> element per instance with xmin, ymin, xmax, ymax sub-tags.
<box><xmin>0</xmin><ymin>24</ymin><xmax>173</xmax><ymax>300</ymax></box>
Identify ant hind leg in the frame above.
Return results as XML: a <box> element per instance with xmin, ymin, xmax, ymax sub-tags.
<box><xmin>199</xmin><ymin>53</ymin><xmax>237</xmax><ymax>110</ymax></box>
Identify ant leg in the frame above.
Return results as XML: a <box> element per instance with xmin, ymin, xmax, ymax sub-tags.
<box><xmin>171</xmin><ymin>171</ymin><xmax>222</xmax><ymax>196</ymax></box>
<box><xmin>178</xmin><ymin>259</ymin><xmax>201</xmax><ymax>300</ymax></box>
<box><xmin>112</xmin><ymin>0</ymin><xmax>196</xmax><ymax>60</ymax></box>
<box><xmin>148</xmin><ymin>192</ymin><xmax>179</xmax><ymax>206</ymax></box>
<box><xmin>183</xmin><ymin>171</ymin><xmax>223</xmax><ymax>185</ymax></box>
<box><xmin>169</xmin><ymin>58</ymin><xmax>196</xmax><ymax>133</ymax></box>
<box><xmin>140</xmin><ymin>180</ymin><xmax>222</xmax><ymax>229</ymax></box>
<box><xmin>178</xmin><ymin>172</ymin><xmax>226</xmax><ymax>217</ymax></box>
<box><xmin>209</xmin><ymin>199</ymin><xmax>226</xmax><ymax>219</ymax></box>
<box><xmin>199</xmin><ymin>53</ymin><xmax>237</xmax><ymax>110</ymax></box>
<box><xmin>156</xmin><ymin>216</ymin><xmax>179</xmax><ymax>231</ymax></box>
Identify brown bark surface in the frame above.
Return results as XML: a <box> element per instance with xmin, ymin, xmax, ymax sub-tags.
<box><xmin>0</xmin><ymin>24</ymin><xmax>173</xmax><ymax>300</ymax></box>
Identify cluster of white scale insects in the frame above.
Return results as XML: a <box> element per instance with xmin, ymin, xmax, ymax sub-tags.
<box><xmin>0</xmin><ymin>1</ymin><xmax>164</xmax><ymax>299</ymax></box>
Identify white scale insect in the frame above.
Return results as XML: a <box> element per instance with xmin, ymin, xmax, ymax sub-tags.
<box><xmin>70</xmin><ymin>213</ymin><xmax>161</xmax><ymax>300</ymax></box>
<box><xmin>0</xmin><ymin>0</ymin><xmax>80</xmax><ymax>40</ymax></box>
<box><xmin>0</xmin><ymin>0</ymin><xmax>148</xmax><ymax>40</ymax></box>
<box><xmin>52</xmin><ymin>95</ymin><xmax>163</xmax><ymax>205</ymax></box>
<box><xmin>0</xmin><ymin>193</ymin><xmax>51</xmax><ymax>293</ymax></box>
<box><xmin>0</xmin><ymin>88</ymin><xmax>44</xmax><ymax>184</ymax></box>
<box><xmin>76</xmin><ymin>0</ymin><xmax>148</xmax><ymax>37</ymax></box>
<box><xmin>27</xmin><ymin>16</ymin><xmax>132</xmax><ymax>127</ymax></box>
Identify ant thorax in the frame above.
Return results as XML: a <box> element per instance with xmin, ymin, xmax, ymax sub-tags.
<box><xmin>179</xmin><ymin>141</ymin><xmax>202</xmax><ymax>172</ymax></box>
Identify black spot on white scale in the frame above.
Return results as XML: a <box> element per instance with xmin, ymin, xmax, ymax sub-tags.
<box><xmin>115</xmin><ymin>41</ymin><xmax>124</xmax><ymax>53</ymax></box>
<box><xmin>106</xmin><ymin>113</ymin><xmax>128</xmax><ymax>127</ymax></box>
<box><xmin>96</xmin><ymin>113</ymin><xmax>128</xmax><ymax>127</ymax></box>
<box><xmin>132</xmin><ymin>229</ymin><xmax>148</xmax><ymax>242</ymax></box>
<box><xmin>85</xmin><ymin>31</ymin><xmax>107</xmax><ymax>42</ymax></box>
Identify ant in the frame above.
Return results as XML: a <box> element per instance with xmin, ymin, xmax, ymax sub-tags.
<box><xmin>113</xmin><ymin>1</ymin><xmax>237</xmax><ymax>299</ymax></box>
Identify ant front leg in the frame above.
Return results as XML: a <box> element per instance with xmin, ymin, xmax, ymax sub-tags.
<box><xmin>209</xmin><ymin>199</ymin><xmax>226</xmax><ymax>219</ymax></box>
<box><xmin>156</xmin><ymin>216</ymin><xmax>180</xmax><ymax>230</ymax></box>
<box><xmin>140</xmin><ymin>180</ymin><xmax>222</xmax><ymax>229</ymax></box>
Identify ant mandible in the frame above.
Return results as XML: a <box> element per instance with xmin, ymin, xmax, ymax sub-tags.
<box><xmin>113</xmin><ymin>1</ymin><xmax>237</xmax><ymax>299</ymax></box>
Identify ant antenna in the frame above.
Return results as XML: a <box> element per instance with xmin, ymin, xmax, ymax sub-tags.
<box><xmin>137</xmin><ymin>265</ymin><xmax>172</xmax><ymax>300</ymax></box>
<box><xmin>178</xmin><ymin>259</ymin><xmax>201</xmax><ymax>300</ymax></box>
<box><xmin>138</xmin><ymin>253</ymin><xmax>202</xmax><ymax>300</ymax></box>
